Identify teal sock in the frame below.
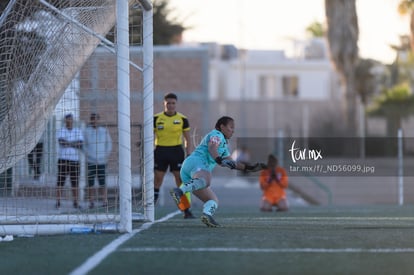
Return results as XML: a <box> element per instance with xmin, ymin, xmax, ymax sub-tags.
<box><xmin>181</xmin><ymin>178</ymin><xmax>207</xmax><ymax>193</ymax></box>
<box><xmin>203</xmin><ymin>200</ymin><xmax>218</xmax><ymax>216</ymax></box>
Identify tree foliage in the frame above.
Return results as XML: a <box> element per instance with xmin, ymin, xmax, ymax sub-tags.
<box><xmin>116</xmin><ymin>0</ymin><xmax>187</xmax><ymax>45</ymax></box>
<box><xmin>306</xmin><ymin>21</ymin><xmax>325</xmax><ymax>38</ymax></box>
<box><xmin>368</xmin><ymin>83</ymin><xmax>414</xmax><ymax>134</ymax></box>
<box><xmin>398</xmin><ymin>0</ymin><xmax>414</xmax><ymax>52</ymax></box>
<box><xmin>369</xmin><ymin>84</ymin><xmax>414</xmax><ymax>114</ymax></box>
<box><xmin>152</xmin><ymin>0</ymin><xmax>186</xmax><ymax>45</ymax></box>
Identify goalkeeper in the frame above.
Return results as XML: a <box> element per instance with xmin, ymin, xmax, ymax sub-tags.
<box><xmin>170</xmin><ymin>116</ymin><xmax>264</xmax><ymax>227</ymax></box>
<box><xmin>259</xmin><ymin>154</ymin><xmax>289</xmax><ymax>212</ymax></box>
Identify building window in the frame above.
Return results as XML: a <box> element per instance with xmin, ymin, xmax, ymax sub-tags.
<box><xmin>282</xmin><ymin>76</ymin><xmax>298</xmax><ymax>97</ymax></box>
<box><xmin>259</xmin><ymin>75</ymin><xmax>278</xmax><ymax>98</ymax></box>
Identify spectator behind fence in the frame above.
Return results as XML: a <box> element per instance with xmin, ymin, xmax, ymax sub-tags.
<box><xmin>55</xmin><ymin>113</ymin><xmax>84</xmax><ymax>209</ymax></box>
<box><xmin>28</xmin><ymin>132</ymin><xmax>44</xmax><ymax>181</ymax></box>
<box><xmin>84</xmin><ymin>113</ymin><xmax>112</xmax><ymax>209</ymax></box>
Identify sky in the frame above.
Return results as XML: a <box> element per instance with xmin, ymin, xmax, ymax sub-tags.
<box><xmin>168</xmin><ymin>0</ymin><xmax>409</xmax><ymax>64</ymax></box>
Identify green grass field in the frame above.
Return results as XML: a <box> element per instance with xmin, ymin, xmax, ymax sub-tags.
<box><xmin>2</xmin><ymin>203</ymin><xmax>414</xmax><ymax>275</ymax></box>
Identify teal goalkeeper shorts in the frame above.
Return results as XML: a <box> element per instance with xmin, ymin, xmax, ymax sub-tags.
<box><xmin>180</xmin><ymin>155</ymin><xmax>213</xmax><ymax>183</ymax></box>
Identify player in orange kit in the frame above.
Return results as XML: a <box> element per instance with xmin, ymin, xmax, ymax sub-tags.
<box><xmin>259</xmin><ymin>154</ymin><xmax>289</xmax><ymax>212</ymax></box>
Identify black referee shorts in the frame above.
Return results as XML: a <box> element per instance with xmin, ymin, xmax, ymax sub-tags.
<box><xmin>154</xmin><ymin>145</ymin><xmax>185</xmax><ymax>172</ymax></box>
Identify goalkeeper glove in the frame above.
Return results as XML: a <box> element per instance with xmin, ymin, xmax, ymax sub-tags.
<box><xmin>222</xmin><ymin>159</ymin><xmax>237</xmax><ymax>169</ymax></box>
<box><xmin>215</xmin><ymin>157</ymin><xmax>236</xmax><ymax>169</ymax></box>
<box><xmin>244</xmin><ymin>162</ymin><xmax>267</xmax><ymax>172</ymax></box>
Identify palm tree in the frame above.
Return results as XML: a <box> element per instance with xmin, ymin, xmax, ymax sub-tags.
<box><xmin>354</xmin><ymin>58</ymin><xmax>387</xmax><ymax>140</ymax></box>
<box><xmin>354</xmin><ymin>58</ymin><xmax>385</xmax><ymax>107</ymax></box>
<box><xmin>325</xmin><ymin>0</ymin><xmax>359</xmax><ymax>133</ymax></box>
<box><xmin>398</xmin><ymin>0</ymin><xmax>414</xmax><ymax>52</ymax></box>
<box><xmin>368</xmin><ymin>83</ymin><xmax>414</xmax><ymax>135</ymax></box>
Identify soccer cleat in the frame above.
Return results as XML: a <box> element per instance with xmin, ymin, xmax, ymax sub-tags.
<box><xmin>201</xmin><ymin>214</ymin><xmax>220</xmax><ymax>227</ymax></box>
<box><xmin>169</xmin><ymin>188</ymin><xmax>183</xmax><ymax>206</ymax></box>
<box><xmin>183</xmin><ymin>209</ymin><xmax>195</xmax><ymax>219</ymax></box>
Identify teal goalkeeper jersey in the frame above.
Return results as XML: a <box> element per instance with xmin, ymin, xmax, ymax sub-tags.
<box><xmin>192</xmin><ymin>129</ymin><xmax>230</xmax><ymax>170</ymax></box>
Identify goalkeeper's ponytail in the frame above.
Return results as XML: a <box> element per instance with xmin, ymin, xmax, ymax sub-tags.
<box><xmin>215</xmin><ymin>116</ymin><xmax>234</xmax><ymax>131</ymax></box>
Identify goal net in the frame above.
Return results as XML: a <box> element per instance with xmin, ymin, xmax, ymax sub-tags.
<box><xmin>0</xmin><ymin>0</ymin><xmax>154</xmax><ymax>235</ymax></box>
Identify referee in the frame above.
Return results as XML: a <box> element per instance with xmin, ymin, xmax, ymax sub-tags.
<box><xmin>154</xmin><ymin>93</ymin><xmax>194</xmax><ymax>218</ymax></box>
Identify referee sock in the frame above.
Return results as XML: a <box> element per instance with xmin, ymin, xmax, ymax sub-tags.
<box><xmin>181</xmin><ymin>178</ymin><xmax>206</xmax><ymax>193</ymax></box>
<box><xmin>154</xmin><ymin>188</ymin><xmax>160</xmax><ymax>204</ymax></box>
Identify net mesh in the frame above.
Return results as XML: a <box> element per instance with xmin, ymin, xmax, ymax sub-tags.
<box><xmin>0</xmin><ymin>0</ymin><xmax>117</xmax><ymax>173</ymax></box>
<box><xmin>0</xmin><ymin>0</ymin><xmax>147</xmax><ymax>234</ymax></box>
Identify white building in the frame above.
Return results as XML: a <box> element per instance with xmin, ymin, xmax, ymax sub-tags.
<box><xmin>208</xmin><ymin>39</ymin><xmax>341</xmax><ymax>102</ymax></box>
<box><xmin>202</xmin><ymin>40</ymin><xmax>344</xmax><ymax>138</ymax></box>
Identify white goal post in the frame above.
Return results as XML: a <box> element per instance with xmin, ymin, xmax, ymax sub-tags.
<box><xmin>0</xmin><ymin>0</ymin><xmax>154</xmax><ymax>235</ymax></box>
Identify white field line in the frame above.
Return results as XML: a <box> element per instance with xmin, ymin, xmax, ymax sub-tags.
<box><xmin>69</xmin><ymin>210</ymin><xmax>181</xmax><ymax>275</ymax></box>
<box><xmin>248</xmin><ymin>217</ymin><xmax>414</xmax><ymax>221</ymax></box>
<box><xmin>118</xmin><ymin>247</ymin><xmax>414</xmax><ymax>253</ymax></box>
